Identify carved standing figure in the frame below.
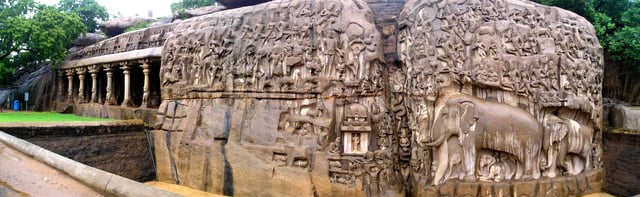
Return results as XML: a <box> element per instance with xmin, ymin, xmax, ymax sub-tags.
<box><xmin>320</xmin><ymin>30</ymin><xmax>340</xmax><ymax>78</ymax></box>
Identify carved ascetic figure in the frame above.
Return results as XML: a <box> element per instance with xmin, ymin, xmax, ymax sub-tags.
<box><xmin>423</xmin><ymin>93</ymin><xmax>543</xmax><ymax>183</ymax></box>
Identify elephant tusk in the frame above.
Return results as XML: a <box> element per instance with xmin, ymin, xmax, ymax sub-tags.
<box><xmin>422</xmin><ymin>132</ymin><xmax>452</xmax><ymax>146</ymax></box>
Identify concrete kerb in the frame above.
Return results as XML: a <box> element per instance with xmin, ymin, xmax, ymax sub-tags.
<box><xmin>0</xmin><ymin>130</ymin><xmax>183</xmax><ymax>197</ymax></box>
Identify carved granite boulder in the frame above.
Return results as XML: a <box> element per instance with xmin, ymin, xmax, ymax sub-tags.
<box><xmin>216</xmin><ymin>0</ymin><xmax>271</xmax><ymax>9</ymax></box>
<box><xmin>399</xmin><ymin>0</ymin><xmax>603</xmax><ymax>190</ymax></box>
<box><xmin>72</xmin><ymin>33</ymin><xmax>107</xmax><ymax>47</ymax></box>
<box><xmin>610</xmin><ymin>104</ymin><xmax>640</xmax><ymax>130</ymax></box>
<box><xmin>145</xmin><ymin>0</ymin><xmax>604</xmax><ymax>196</ymax></box>
<box><xmin>173</xmin><ymin>5</ymin><xmax>226</xmax><ymax>19</ymax></box>
<box><xmin>100</xmin><ymin>16</ymin><xmax>154</xmax><ymax>37</ymax></box>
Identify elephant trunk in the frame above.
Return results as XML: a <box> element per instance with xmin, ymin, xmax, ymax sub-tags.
<box><xmin>545</xmin><ymin>147</ymin><xmax>553</xmax><ymax>169</ymax></box>
<box><xmin>422</xmin><ymin>132</ymin><xmax>454</xmax><ymax>147</ymax></box>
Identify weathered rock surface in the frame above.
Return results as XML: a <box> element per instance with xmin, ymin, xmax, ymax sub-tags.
<box><xmin>603</xmin><ymin>97</ymin><xmax>629</xmax><ymax>123</ymax></box>
<box><xmin>216</xmin><ymin>0</ymin><xmax>271</xmax><ymax>9</ymax></box>
<box><xmin>73</xmin><ymin>32</ymin><xmax>107</xmax><ymax>46</ymax></box>
<box><xmin>100</xmin><ymin>16</ymin><xmax>153</xmax><ymax>37</ymax></box>
<box><xmin>60</xmin><ymin>0</ymin><xmax>605</xmax><ymax>196</ymax></box>
<box><xmin>174</xmin><ymin>5</ymin><xmax>226</xmax><ymax>19</ymax></box>
<box><xmin>0</xmin><ymin>62</ymin><xmax>55</xmax><ymax>111</ymax></box>
<box><xmin>149</xmin><ymin>16</ymin><xmax>174</xmax><ymax>27</ymax></box>
<box><xmin>610</xmin><ymin>104</ymin><xmax>640</xmax><ymax>130</ymax></box>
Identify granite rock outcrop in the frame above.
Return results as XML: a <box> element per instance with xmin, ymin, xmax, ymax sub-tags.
<box><xmin>60</xmin><ymin>0</ymin><xmax>605</xmax><ymax>196</ymax></box>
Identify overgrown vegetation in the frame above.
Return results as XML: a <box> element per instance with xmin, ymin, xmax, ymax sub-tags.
<box><xmin>124</xmin><ymin>20</ymin><xmax>154</xmax><ymax>33</ymax></box>
<box><xmin>533</xmin><ymin>0</ymin><xmax>640</xmax><ymax>103</ymax></box>
<box><xmin>0</xmin><ymin>112</ymin><xmax>110</xmax><ymax>122</ymax></box>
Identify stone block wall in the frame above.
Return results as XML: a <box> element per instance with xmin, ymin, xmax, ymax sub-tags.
<box><xmin>603</xmin><ymin>130</ymin><xmax>640</xmax><ymax>196</ymax></box>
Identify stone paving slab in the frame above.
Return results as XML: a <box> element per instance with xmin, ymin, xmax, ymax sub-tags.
<box><xmin>0</xmin><ymin>142</ymin><xmax>102</xmax><ymax>197</ymax></box>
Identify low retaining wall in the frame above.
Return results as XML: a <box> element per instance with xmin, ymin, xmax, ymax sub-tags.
<box><xmin>55</xmin><ymin>102</ymin><xmax>158</xmax><ymax>127</ymax></box>
<box><xmin>0</xmin><ymin>120</ymin><xmax>154</xmax><ymax>181</ymax></box>
<box><xmin>0</xmin><ymin>130</ymin><xmax>181</xmax><ymax>197</ymax></box>
<box><xmin>603</xmin><ymin>129</ymin><xmax>640</xmax><ymax>196</ymax></box>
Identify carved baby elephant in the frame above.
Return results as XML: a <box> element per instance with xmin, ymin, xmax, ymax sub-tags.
<box><xmin>422</xmin><ymin>94</ymin><xmax>543</xmax><ymax>183</ymax></box>
<box><xmin>542</xmin><ymin>115</ymin><xmax>594</xmax><ymax>177</ymax></box>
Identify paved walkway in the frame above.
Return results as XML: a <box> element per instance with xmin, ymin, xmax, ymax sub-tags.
<box><xmin>146</xmin><ymin>181</ymin><xmax>224</xmax><ymax>197</ymax></box>
<box><xmin>0</xmin><ymin>142</ymin><xmax>102</xmax><ymax>197</ymax></box>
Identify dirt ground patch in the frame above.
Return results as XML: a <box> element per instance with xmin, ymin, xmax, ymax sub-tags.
<box><xmin>0</xmin><ymin>142</ymin><xmax>102</xmax><ymax>197</ymax></box>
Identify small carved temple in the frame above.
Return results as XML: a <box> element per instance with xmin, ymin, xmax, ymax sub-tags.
<box><xmin>56</xmin><ymin>0</ymin><xmax>604</xmax><ymax>196</ymax></box>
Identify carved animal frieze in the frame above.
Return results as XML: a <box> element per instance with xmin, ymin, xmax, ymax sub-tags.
<box><xmin>398</xmin><ymin>0</ymin><xmax>603</xmax><ymax>188</ymax></box>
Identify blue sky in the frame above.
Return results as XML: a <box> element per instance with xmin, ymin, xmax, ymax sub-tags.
<box><xmin>37</xmin><ymin>0</ymin><xmax>176</xmax><ymax>18</ymax></box>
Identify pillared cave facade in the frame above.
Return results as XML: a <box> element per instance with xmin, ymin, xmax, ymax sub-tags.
<box><xmin>57</xmin><ymin>0</ymin><xmax>604</xmax><ymax>196</ymax></box>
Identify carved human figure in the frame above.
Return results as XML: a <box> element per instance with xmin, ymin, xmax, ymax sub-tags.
<box><xmin>202</xmin><ymin>39</ymin><xmax>221</xmax><ymax>87</ymax></box>
<box><xmin>399</xmin><ymin>128</ymin><xmax>411</xmax><ymax>152</ymax></box>
<box><xmin>352</xmin><ymin>133</ymin><xmax>361</xmax><ymax>152</ymax></box>
<box><xmin>320</xmin><ymin>30</ymin><xmax>340</xmax><ymax>78</ymax></box>
<box><xmin>162</xmin><ymin>64</ymin><xmax>182</xmax><ymax>87</ymax></box>
<box><xmin>365</xmin><ymin>164</ymin><xmax>380</xmax><ymax>197</ymax></box>
<box><xmin>329</xmin><ymin>137</ymin><xmax>341</xmax><ymax>154</ymax></box>
<box><xmin>504</xmin><ymin>28</ymin><xmax>523</xmax><ymax>56</ymax></box>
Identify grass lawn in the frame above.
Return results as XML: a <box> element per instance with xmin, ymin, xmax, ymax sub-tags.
<box><xmin>0</xmin><ymin>112</ymin><xmax>110</xmax><ymax>122</ymax></box>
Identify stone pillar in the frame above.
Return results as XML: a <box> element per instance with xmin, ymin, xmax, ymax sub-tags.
<box><xmin>104</xmin><ymin>64</ymin><xmax>115</xmax><ymax>105</ymax></box>
<box><xmin>65</xmin><ymin>69</ymin><xmax>75</xmax><ymax>103</ymax></box>
<box><xmin>89</xmin><ymin>65</ymin><xmax>100</xmax><ymax>103</ymax></box>
<box><xmin>57</xmin><ymin>70</ymin><xmax>64</xmax><ymax>102</ymax></box>
<box><xmin>121</xmin><ymin>63</ymin><xmax>132</xmax><ymax>107</ymax></box>
<box><xmin>140</xmin><ymin>61</ymin><xmax>150</xmax><ymax>108</ymax></box>
<box><xmin>76</xmin><ymin>67</ymin><xmax>87</xmax><ymax>103</ymax></box>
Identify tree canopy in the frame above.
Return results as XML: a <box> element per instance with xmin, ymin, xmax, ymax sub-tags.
<box><xmin>534</xmin><ymin>0</ymin><xmax>640</xmax><ymax>102</ymax></box>
<box><xmin>170</xmin><ymin>0</ymin><xmax>216</xmax><ymax>14</ymax></box>
<box><xmin>56</xmin><ymin>0</ymin><xmax>108</xmax><ymax>33</ymax></box>
<box><xmin>0</xmin><ymin>0</ymin><xmax>86</xmax><ymax>84</ymax></box>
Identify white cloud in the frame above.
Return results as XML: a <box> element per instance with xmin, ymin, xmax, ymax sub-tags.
<box><xmin>37</xmin><ymin>0</ymin><xmax>177</xmax><ymax>18</ymax></box>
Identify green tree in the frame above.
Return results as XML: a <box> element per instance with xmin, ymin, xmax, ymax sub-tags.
<box><xmin>171</xmin><ymin>0</ymin><xmax>216</xmax><ymax>14</ymax></box>
<box><xmin>56</xmin><ymin>0</ymin><xmax>108</xmax><ymax>33</ymax></box>
<box><xmin>0</xmin><ymin>0</ymin><xmax>86</xmax><ymax>84</ymax></box>
<box><xmin>535</xmin><ymin>0</ymin><xmax>593</xmax><ymax>20</ymax></box>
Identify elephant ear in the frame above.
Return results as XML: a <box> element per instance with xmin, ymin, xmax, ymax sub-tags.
<box><xmin>549</xmin><ymin>122</ymin><xmax>570</xmax><ymax>143</ymax></box>
<box><xmin>548</xmin><ymin>121</ymin><xmax>568</xmax><ymax>144</ymax></box>
<box><xmin>459</xmin><ymin>101</ymin><xmax>478</xmax><ymax>134</ymax></box>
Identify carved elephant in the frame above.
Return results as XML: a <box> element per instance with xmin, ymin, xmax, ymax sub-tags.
<box><xmin>422</xmin><ymin>94</ymin><xmax>543</xmax><ymax>183</ymax></box>
<box><xmin>417</xmin><ymin>96</ymin><xmax>464</xmax><ymax>185</ymax></box>
<box><xmin>542</xmin><ymin>115</ymin><xmax>593</xmax><ymax>177</ymax></box>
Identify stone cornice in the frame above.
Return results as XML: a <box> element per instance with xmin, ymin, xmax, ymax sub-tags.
<box><xmin>59</xmin><ymin>47</ymin><xmax>162</xmax><ymax>69</ymax></box>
